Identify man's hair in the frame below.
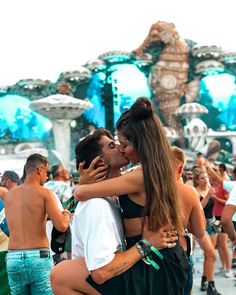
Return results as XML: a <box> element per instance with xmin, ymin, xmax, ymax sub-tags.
<box><xmin>25</xmin><ymin>154</ymin><xmax>49</xmax><ymax>174</ymax></box>
<box><xmin>171</xmin><ymin>146</ymin><xmax>185</xmax><ymax>165</ymax></box>
<box><xmin>2</xmin><ymin>171</ymin><xmax>20</xmax><ymax>183</ymax></box>
<box><xmin>219</xmin><ymin>163</ymin><xmax>227</xmax><ymax>172</ymax></box>
<box><xmin>197</xmin><ymin>152</ymin><xmax>202</xmax><ymax>157</ymax></box>
<box><xmin>50</xmin><ymin>164</ymin><xmax>63</xmax><ymax>178</ymax></box>
<box><xmin>75</xmin><ymin>128</ymin><xmax>113</xmax><ymax>170</ymax></box>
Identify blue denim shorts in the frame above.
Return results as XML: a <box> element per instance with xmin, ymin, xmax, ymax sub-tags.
<box><xmin>6</xmin><ymin>249</ymin><xmax>53</xmax><ymax>295</ymax></box>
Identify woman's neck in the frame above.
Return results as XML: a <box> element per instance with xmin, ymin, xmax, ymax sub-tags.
<box><xmin>197</xmin><ymin>185</ymin><xmax>208</xmax><ymax>196</ymax></box>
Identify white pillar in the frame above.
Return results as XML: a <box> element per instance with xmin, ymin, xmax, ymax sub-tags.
<box><xmin>52</xmin><ymin>119</ymin><xmax>71</xmax><ymax>168</ymax></box>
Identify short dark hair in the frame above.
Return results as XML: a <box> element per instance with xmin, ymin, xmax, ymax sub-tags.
<box><xmin>2</xmin><ymin>171</ymin><xmax>20</xmax><ymax>183</ymax></box>
<box><xmin>75</xmin><ymin>128</ymin><xmax>113</xmax><ymax>170</ymax></box>
<box><xmin>219</xmin><ymin>163</ymin><xmax>227</xmax><ymax>171</ymax></box>
<box><xmin>50</xmin><ymin>164</ymin><xmax>63</xmax><ymax>178</ymax></box>
<box><xmin>25</xmin><ymin>154</ymin><xmax>49</xmax><ymax>174</ymax></box>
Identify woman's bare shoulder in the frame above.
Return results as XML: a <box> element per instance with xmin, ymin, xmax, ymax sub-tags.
<box><xmin>176</xmin><ymin>181</ymin><xmax>198</xmax><ymax>200</ymax></box>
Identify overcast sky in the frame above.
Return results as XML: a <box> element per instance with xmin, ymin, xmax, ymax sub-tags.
<box><xmin>0</xmin><ymin>0</ymin><xmax>235</xmax><ymax>86</ymax></box>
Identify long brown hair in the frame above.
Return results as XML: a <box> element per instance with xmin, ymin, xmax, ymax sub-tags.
<box><xmin>116</xmin><ymin>97</ymin><xmax>183</xmax><ymax>232</ymax></box>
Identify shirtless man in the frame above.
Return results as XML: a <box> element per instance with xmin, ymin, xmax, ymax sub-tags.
<box><xmin>4</xmin><ymin>153</ymin><xmax>71</xmax><ymax>294</ymax></box>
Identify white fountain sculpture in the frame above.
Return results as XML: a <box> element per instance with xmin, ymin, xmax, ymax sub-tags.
<box><xmin>30</xmin><ymin>94</ymin><xmax>92</xmax><ymax>168</ymax></box>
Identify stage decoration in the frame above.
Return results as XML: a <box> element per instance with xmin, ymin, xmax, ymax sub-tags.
<box><xmin>175</xmin><ymin>102</ymin><xmax>209</xmax><ymax>123</ymax></box>
<box><xmin>135</xmin><ymin>21</ymin><xmax>199</xmax><ymax>128</ymax></box>
<box><xmin>195</xmin><ymin>60</ymin><xmax>225</xmax><ymax>75</ymax></box>
<box><xmin>30</xmin><ymin>94</ymin><xmax>92</xmax><ymax>168</ymax></box>
<box><xmin>184</xmin><ymin>118</ymin><xmax>208</xmax><ymax>151</ymax></box>
<box><xmin>192</xmin><ymin>45</ymin><xmax>223</xmax><ymax>59</ymax></box>
<box><xmin>7</xmin><ymin>79</ymin><xmax>52</xmax><ymax>100</ymax></box>
<box><xmin>57</xmin><ymin>82</ymin><xmax>72</xmax><ymax>95</ymax></box>
<box><xmin>2</xmin><ymin>20</ymin><xmax>236</xmax><ymax>166</ymax></box>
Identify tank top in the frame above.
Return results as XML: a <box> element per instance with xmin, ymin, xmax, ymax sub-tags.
<box><xmin>200</xmin><ymin>195</ymin><xmax>214</xmax><ymax>219</ymax></box>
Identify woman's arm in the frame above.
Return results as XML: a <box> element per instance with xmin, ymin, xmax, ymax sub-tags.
<box><xmin>74</xmin><ymin>169</ymin><xmax>144</xmax><ymax>201</ymax></box>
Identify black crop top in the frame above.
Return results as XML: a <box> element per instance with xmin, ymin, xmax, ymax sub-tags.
<box><xmin>118</xmin><ymin>195</ymin><xmax>145</xmax><ymax>219</ymax></box>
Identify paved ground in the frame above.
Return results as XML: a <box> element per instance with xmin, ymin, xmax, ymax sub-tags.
<box><xmin>192</xmin><ymin>244</ymin><xmax>235</xmax><ymax>295</ymax></box>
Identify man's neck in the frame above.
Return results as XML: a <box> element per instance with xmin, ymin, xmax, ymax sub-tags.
<box><xmin>53</xmin><ymin>176</ymin><xmax>65</xmax><ymax>182</ymax></box>
<box><xmin>108</xmin><ymin>168</ymin><xmax>121</xmax><ymax>179</ymax></box>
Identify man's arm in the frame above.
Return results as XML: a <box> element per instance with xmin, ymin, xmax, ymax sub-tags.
<box><xmin>44</xmin><ymin>188</ymin><xmax>71</xmax><ymax>232</ymax></box>
<box><xmin>205</xmin><ymin>162</ymin><xmax>223</xmax><ymax>186</ymax></box>
<box><xmin>91</xmin><ymin>225</ymin><xmax>177</xmax><ymax>284</ymax></box>
<box><xmin>74</xmin><ymin>199</ymin><xmax>177</xmax><ymax>285</ymax></box>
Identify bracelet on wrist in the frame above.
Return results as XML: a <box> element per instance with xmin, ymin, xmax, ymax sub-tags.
<box><xmin>135</xmin><ymin>239</ymin><xmax>163</xmax><ymax>271</ymax></box>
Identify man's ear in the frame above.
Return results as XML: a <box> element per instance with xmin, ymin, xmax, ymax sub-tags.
<box><xmin>95</xmin><ymin>158</ymin><xmax>106</xmax><ymax>167</ymax></box>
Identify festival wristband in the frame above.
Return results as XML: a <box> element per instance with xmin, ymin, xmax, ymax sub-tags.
<box><xmin>142</xmin><ymin>239</ymin><xmax>164</xmax><ymax>260</ymax></box>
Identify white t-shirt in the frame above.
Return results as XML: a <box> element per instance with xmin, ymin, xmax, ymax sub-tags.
<box><xmin>72</xmin><ymin>198</ymin><xmax>124</xmax><ymax>271</ymax></box>
<box><xmin>226</xmin><ymin>185</ymin><xmax>236</xmax><ymax>222</ymax></box>
<box><xmin>223</xmin><ymin>180</ymin><xmax>236</xmax><ymax>193</ymax></box>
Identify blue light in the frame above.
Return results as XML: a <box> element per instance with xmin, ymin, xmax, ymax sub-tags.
<box><xmin>84</xmin><ymin>64</ymin><xmax>151</xmax><ymax>127</ymax></box>
<box><xmin>0</xmin><ymin>94</ymin><xmax>52</xmax><ymax>141</ymax></box>
<box><xmin>201</xmin><ymin>73</ymin><xmax>235</xmax><ymax>109</ymax></box>
<box><xmin>200</xmin><ymin>73</ymin><xmax>236</xmax><ymax>129</ymax></box>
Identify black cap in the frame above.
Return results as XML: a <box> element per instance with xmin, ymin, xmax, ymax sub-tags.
<box><xmin>2</xmin><ymin>171</ymin><xmax>20</xmax><ymax>183</ymax></box>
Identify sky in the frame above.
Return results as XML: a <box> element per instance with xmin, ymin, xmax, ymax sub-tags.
<box><xmin>0</xmin><ymin>0</ymin><xmax>236</xmax><ymax>86</ymax></box>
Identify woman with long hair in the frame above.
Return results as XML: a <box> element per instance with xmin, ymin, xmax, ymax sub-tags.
<box><xmin>74</xmin><ymin>97</ymin><xmax>205</xmax><ymax>293</ymax></box>
<box><xmin>193</xmin><ymin>170</ymin><xmax>221</xmax><ymax>294</ymax></box>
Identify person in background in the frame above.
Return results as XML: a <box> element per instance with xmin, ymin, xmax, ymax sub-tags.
<box><xmin>4</xmin><ymin>154</ymin><xmax>71</xmax><ymax>294</ymax></box>
<box><xmin>193</xmin><ymin>170</ymin><xmax>221</xmax><ymax>295</ymax></box>
<box><xmin>0</xmin><ymin>170</ymin><xmax>19</xmax><ymax>191</ymax></box>
<box><xmin>88</xmin><ymin>123</ymin><xmax>96</xmax><ymax>135</ymax></box>
<box><xmin>0</xmin><ymin>188</ymin><xmax>10</xmax><ymax>295</ymax></box>
<box><xmin>171</xmin><ymin>146</ymin><xmax>207</xmax><ymax>295</ymax></box>
<box><xmin>221</xmin><ymin>184</ymin><xmax>236</xmax><ymax>279</ymax></box>
<box><xmin>44</xmin><ymin>164</ymin><xmax>72</xmax><ymax>204</ymax></box>
<box><xmin>205</xmin><ymin>162</ymin><xmax>236</xmax><ymax>273</ymax></box>
<box><xmin>219</xmin><ymin>163</ymin><xmax>230</xmax><ymax>181</ymax></box>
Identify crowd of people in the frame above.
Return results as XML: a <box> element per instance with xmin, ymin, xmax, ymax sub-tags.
<box><xmin>0</xmin><ymin>97</ymin><xmax>236</xmax><ymax>295</ymax></box>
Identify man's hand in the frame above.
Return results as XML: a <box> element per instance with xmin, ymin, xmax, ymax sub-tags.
<box><xmin>78</xmin><ymin>156</ymin><xmax>110</xmax><ymax>185</ymax></box>
<box><xmin>142</xmin><ymin>218</ymin><xmax>178</xmax><ymax>250</ymax></box>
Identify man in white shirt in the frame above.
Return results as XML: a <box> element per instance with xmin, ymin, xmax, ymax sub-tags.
<box><xmin>51</xmin><ymin>128</ymin><xmax>178</xmax><ymax>295</ymax></box>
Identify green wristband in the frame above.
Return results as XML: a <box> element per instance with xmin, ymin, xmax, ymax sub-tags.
<box><xmin>142</xmin><ymin>239</ymin><xmax>164</xmax><ymax>260</ymax></box>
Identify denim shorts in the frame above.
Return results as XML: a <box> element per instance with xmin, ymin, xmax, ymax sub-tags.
<box><xmin>206</xmin><ymin>218</ymin><xmax>219</xmax><ymax>236</ymax></box>
<box><xmin>6</xmin><ymin>249</ymin><xmax>53</xmax><ymax>295</ymax></box>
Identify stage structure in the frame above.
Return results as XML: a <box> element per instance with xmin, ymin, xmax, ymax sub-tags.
<box><xmin>30</xmin><ymin>94</ymin><xmax>92</xmax><ymax>168</ymax></box>
<box><xmin>1</xmin><ymin>20</ymin><xmax>236</xmax><ymax>164</ymax></box>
